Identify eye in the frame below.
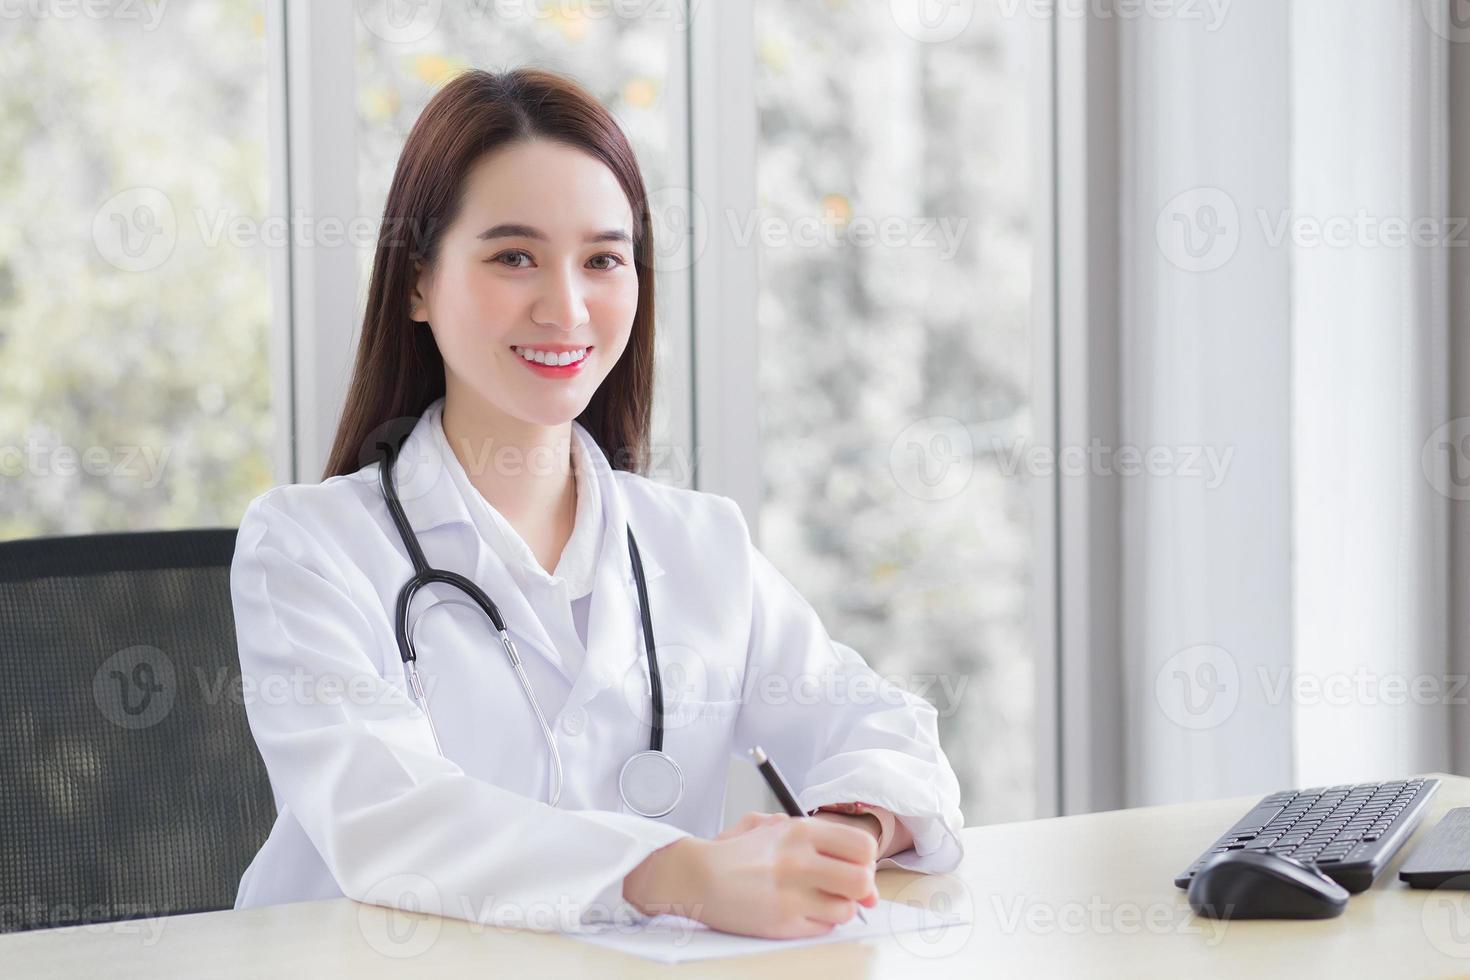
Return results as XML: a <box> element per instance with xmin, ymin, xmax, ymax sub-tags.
<box><xmin>589</xmin><ymin>252</ymin><xmax>627</xmax><ymax>271</ymax></box>
<box><xmin>489</xmin><ymin>249</ymin><xmax>533</xmax><ymax>269</ymax></box>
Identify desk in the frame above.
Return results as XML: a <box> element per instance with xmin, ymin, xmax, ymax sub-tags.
<box><xmin>7</xmin><ymin>774</ymin><xmax>1470</xmax><ymax>978</ymax></box>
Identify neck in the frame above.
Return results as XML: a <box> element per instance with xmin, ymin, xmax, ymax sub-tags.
<box><xmin>440</xmin><ymin>389</ymin><xmax>576</xmax><ymax>532</ymax></box>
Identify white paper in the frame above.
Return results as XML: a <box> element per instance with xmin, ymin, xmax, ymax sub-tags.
<box><xmin>569</xmin><ymin>898</ymin><xmax>970</xmax><ymax>964</ymax></box>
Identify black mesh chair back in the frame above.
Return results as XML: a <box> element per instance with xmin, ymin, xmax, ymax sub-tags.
<box><xmin>0</xmin><ymin>529</ymin><xmax>275</xmax><ymax>934</ymax></box>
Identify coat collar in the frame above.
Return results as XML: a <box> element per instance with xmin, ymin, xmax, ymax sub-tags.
<box><xmin>381</xmin><ymin>399</ymin><xmax>665</xmax><ymax>707</ymax></box>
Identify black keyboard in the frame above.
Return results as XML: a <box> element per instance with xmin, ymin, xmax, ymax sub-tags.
<box><xmin>1174</xmin><ymin>777</ymin><xmax>1439</xmax><ymax>894</ymax></box>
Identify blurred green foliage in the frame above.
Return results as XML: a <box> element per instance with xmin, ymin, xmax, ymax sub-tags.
<box><xmin>0</xmin><ymin>1</ymin><xmax>273</xmax><ymax>538</ymax></box>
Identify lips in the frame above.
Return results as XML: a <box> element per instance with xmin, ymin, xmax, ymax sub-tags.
<box><xmin>510</xmin><ymin>345</ymin><xmax>593</xmax><ymax>378</ymax></box>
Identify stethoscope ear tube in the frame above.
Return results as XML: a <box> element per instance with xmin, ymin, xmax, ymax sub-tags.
<box><xmin>625</xmin><ymin>527</ymin><xmax>663</xmax><ymax>753</ymax></box>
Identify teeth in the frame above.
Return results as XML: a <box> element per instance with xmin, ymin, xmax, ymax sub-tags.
<box><xmin>512</xmin><ymin>346</ymin><xmax>588</xmax><ymax>366</ymax></box>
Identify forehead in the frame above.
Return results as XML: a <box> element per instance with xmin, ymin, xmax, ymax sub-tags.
<box><xmin>456</xmin><ymin>138</ymin><xmax>634</xmax><ymax>235</ymax></box>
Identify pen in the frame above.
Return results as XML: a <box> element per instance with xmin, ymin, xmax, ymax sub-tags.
<box><xmin>747</xmin><ymin>745</ymin><xmax>869</xmax><ymax>924</ymax></box>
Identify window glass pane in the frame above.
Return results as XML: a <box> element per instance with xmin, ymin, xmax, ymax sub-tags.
<box><xmin>0</xmin><ymin>2</ymin><xmax>275</xmax><ymax>536</ymax></box>
<box><xmin>754</xmin><ymin>1</ymin><xmax>1037</xmax><ymax>823</ymax></box>
<box><xmin>354</xmin><ymin>6</ymin><xmax>685</xmax><ymax>463</ymax></box>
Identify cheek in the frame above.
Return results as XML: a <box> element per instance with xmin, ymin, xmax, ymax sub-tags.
<box><xmin>438</xmin><ymin>266</ymin><xmax>521</xmax><ymax>345</ymax></box>
<box><xmin>589</xmin><ymin>277</ymin><xmax>640</xmax><ymax>342</ymax></box>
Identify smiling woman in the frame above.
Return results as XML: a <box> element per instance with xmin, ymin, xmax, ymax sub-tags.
<box><xmin>230</xmin><ymin>67</ymin><xmax>965</xmax><ymax>942</ymax></box>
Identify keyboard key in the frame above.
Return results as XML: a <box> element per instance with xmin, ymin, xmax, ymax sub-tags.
<box><xmin>1228</xmin><ymin>804</ymin><xmax>1285</xmax><ymax>835</ymax></box>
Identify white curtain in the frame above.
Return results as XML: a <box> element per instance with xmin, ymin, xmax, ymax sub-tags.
<box><xmin>1290</xmin><ymin>0</ymin><xmax>1451</xmax><ymax>786</ymax></box>
<box><xmin>1117</xmin><ymin>0</ymin><xmax>1452</xmax><ymax>805</ymax></box>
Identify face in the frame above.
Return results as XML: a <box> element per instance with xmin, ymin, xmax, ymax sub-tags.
<box><xmin>410</xmin><ymin>138</ymin><xmax>640</xmax><ymax>429</ymax></box>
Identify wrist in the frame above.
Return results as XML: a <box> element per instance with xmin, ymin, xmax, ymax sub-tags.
<box><xmin>622</xmin><ymin>836</ymin><xmax>708</xmax><ymax>918</ymax></box>
<box><xmin>812</xmin><ymin>809</ymin><xmax>883</xmax><ymax>846</ymax></box>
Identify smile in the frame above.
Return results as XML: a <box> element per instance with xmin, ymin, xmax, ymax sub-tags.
<box><xmin>510</xmin><ymin>345</ymin><xmax>591</xmax><ymax>367</ymax></box>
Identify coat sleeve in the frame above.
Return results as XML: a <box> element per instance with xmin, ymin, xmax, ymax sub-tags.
<box><xmin>723</xmin><ymin>498</ymin><xmax>966</xmax><ymax>874</ymax></box>
<box><xmin>231</xmin><ymin>490</ymin><xmax>690</xmax><ymax>933</ymax></box>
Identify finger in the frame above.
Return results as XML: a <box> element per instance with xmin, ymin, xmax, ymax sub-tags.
<box><xmin>805</xmin><ymin>819</ymin><xmax>879</xmax><ymax>865</ymax></box>
<box><xmin>803</xmin><ymin>890</ymin><xmax>860</xmax><ymax>927</ymax></box>
<box><xmin>788</xmin><ymin>919</ymin><xmax>837</xmax><ymax>938</ymax></box>
<box><xmin>729</xmin><ymin>813</ymin><xmax>762</xmax><ymax>835</ymax></box>
<box><xmin>717</xmin><ymin>811</ymin><xmax>783</xmax><ymax>839</ymax></box>
<box><xmin>798</xmin><ymin>852</ymin><xmax>875</xmax><ymax>901</ymax></box>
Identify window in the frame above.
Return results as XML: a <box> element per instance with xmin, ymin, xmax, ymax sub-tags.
<box><xmin>0</xmin><ymin>1</ymin><xmax>274</xmax><ymax>535</ymax></box>
<box><xmin>752</xmin><ymin>1</ymin><xmax>1039</xmax><ymax>823</ymax></box>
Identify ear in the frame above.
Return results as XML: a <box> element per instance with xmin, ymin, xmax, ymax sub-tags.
<box><xmin>408</xmin><ymin>258</ymin><xmax>429</xmax><ymax>323</ymax></box>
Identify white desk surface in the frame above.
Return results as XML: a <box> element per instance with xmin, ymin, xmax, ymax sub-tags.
<box><xmin>8</xmin><ymin>773</ymin><xmax>1470</xmax><ymax>978</ymax></box>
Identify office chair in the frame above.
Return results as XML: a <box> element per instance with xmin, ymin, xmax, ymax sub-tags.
<box><xmin>0</xmin><ymin>529</ymin><xmax>275</xmax><ymax>933</ymax></box>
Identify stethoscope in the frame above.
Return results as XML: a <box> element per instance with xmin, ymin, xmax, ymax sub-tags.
<box><xmin>376</xmin><ymin>436</ymin><xmax>684</xmax><ymax>818</ymax></box>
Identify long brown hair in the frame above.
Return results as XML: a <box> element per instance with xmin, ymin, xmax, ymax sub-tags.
<box><xmin>322</xmin><ymin>67</ymin><xmax>658</xmax><ymax>481</ymax></box>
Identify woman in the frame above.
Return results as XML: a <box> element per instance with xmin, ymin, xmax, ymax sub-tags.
<box><xmin>231</xmin><ymin>67</ymin><xmax>963</xmax><ymax>940</ymax></box>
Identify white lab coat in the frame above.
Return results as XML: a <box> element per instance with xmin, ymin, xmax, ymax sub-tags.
<box><xmin>230</xmin><ymin>398</ymin><xmax>965</xmax><ymax>932</ymax></box>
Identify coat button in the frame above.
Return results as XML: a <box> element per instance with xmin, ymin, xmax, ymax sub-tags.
<box><xmin>561</xmin><ymin>707</ymin><xmax>587</xmax><ymax>737</ymax></box>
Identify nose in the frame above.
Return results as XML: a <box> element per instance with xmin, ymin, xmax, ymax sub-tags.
<box><xmin>530</xmin><ymin>261</ymin><xmax>590</xmax><ymax>331</ymax></box>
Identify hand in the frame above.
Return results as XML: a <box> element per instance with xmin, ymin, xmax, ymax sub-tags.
<box><xmin>687</xmin><ymin>814</ymin><xmax>880</xmax><ymax>938</ymax></box>
<box><xmin>713</xmin><ymin>810</ymin><xmax>787</xmax><ymax>841</ymax></box>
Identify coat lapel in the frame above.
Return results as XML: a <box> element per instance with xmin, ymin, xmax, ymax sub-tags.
<box><xmin>560</xmin><ymin>422</ymin><xmax>665</xmax><ymax>716</ymax></box>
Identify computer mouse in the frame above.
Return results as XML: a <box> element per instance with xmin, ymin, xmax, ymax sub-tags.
<box><xmin>1186</xmin><ymin>850</ymin><xmax>1350</xmax><ymax>919</ymax></box>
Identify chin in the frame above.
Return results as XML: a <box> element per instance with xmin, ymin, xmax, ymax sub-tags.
<box><xmin>505</xmin><ymin>396</ymin><xmax>593</xmax><ymax>429</ymax></box>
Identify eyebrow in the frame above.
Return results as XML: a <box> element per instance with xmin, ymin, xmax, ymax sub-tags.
<box><xmin>476</xmin><ymin>222</ymin><xmax>631</xmax><ymax>245</ymax></box>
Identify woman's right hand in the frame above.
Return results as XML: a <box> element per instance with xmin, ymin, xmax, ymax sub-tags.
<box><xmin>624</xmin><ymin>814</ymin><xmax>879</xmax><ymax>939</ymax></box>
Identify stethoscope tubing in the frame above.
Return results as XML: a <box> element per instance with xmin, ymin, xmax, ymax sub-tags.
<box><xmin>375</xmin><ymin>435</ymin><xmax>670</xmax><ymax>813</ymax></box>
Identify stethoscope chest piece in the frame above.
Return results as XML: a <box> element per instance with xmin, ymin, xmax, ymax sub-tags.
<box><xmin>619</xmin><ymin>749</ymin><xmax>683</xmax><ymax>818</ymax></box>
